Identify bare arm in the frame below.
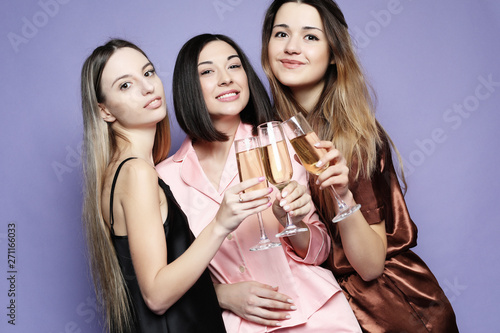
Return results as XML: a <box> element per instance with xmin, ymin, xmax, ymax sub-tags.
<box><xmin>117</xmin><ymin>160</ymin><xmax>272</xmax><ymax>314</ymax></box>
<box><xmin>315</xmin><ymin>141</ymin><xmax>387</xmax><ymax>281</ymax></box>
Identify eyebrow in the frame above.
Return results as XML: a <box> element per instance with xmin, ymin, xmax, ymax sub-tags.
<box><xmin>198</xmin><ymin>54</ymin><xmax>240</xmax><ymax>67</ymax></box>
<box><xmin>111</xmin><ymin>62</ymin><xmax>152</xmax><ymax>87</ymax></box>
<box><xmin>272</xmin><ymin>23</ymin><xmax>324</xmax><ymax>33</ymax></box>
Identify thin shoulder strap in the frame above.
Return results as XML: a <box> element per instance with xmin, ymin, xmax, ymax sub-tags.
<box><xmin>109</xmin><ymin>157</ymin><xmax>137</xmax><ymax>236</ymax></box>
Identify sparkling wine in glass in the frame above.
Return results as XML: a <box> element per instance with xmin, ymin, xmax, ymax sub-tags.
<box><xmin>235</xmin><ymin>137</ymin><xmax>282</xmax><ymax>251</ymax></box>
<box><xmin>257</xmin><ymin>121</ymin><xmax>308</xmax><ymax>238</ymax></box>
<box><xmin>281</xmin><ymin>113</ymin><xmax>361</xmax><ymax>223</ymax></box>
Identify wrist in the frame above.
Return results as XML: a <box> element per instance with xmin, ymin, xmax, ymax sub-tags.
<box><xmin>340</xmin><ymin>190</ymin><xmax>356</xmax><ymax>207</ymax></box>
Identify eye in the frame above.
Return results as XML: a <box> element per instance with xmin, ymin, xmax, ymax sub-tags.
<box><xmin>274</xmin><ymin>31</ymin><xmax>288</xmax><ymax>38</ymax></box>
<box><xmin>200</xmin><ymin>69</ymin><xmax>213</xmax><ymax>76</ymax></box>
<box><xmin>228</xmin><ymin>63</ymin><xmax>242</xmax><ymax>70</ymax></box>
<box><xmin>119</xmin><ymin>82</ymin><xmax>131</xmax><ymax>90</ymax></box>
<box><xmin>305</xmin><ymin>34</ymin><xmax>320</xmax><ymax>41</ymax></box>
<box><xmin>144</xmin><ymin>68</ymin><xmax>156</xmax><ymax>77</ymax></box>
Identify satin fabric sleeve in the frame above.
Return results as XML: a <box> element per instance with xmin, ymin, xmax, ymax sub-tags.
<box><xmin>328</xmin><ymin>135</ymin><xmax>418</xmax><ymax>275</ymax></box>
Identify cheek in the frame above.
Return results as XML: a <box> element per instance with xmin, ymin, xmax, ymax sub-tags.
<box><xmin>200</xmin><ymin>81</ymin><xmax>213</xmax><ymax>104</ymax></box>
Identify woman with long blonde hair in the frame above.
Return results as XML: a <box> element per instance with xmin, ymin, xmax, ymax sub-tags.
<box><xmin>261</xmin><ymin>0</ymin><xmax>458</xmax><ymax>331</ymax></box>
<box><xmin>81</xmin><ymin>38</ymin><xmax>271</xmax><ymax>332</ymax></box>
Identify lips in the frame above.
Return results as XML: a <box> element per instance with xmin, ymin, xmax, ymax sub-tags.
<box><xmin>144</xmin><ymin>97</ymin><xmax>162</xmax><ymax>109</ymax></box>
<box><xmin>216</xmin><ymin>90</ymin><xmax>239</xmax><ymax>101</ymax></box>
<box><xmin>280</xmin><ymin>59</ymin><xmax>304</xmax><ymax>69</ymax></box>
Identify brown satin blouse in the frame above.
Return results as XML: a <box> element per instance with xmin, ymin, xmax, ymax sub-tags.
<box><xmin>317</xmin><ymin>135</ymin><xmax>459</xmax><ymax>333</ymax></box>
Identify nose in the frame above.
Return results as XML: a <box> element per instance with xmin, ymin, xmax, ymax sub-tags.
<box><xmin>218</xmin><ymin>69</ymin><xmax>233</xmax><ymax>86</ymax></box>
<box><xmin>140</xmin><ymin>77</ymin><xmax>155</xmax><ymax>95</ymax></box>
<box><xmin>284</xmin><ymin>35</ymin><xmax>301</xmax><ymax>55</ymax></box>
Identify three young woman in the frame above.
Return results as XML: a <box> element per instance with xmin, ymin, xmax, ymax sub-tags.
<box><xmin>260</xmin><ymin>0</ymin><xmax>459</xmax><ymax>331</ymax></box>
<box><xmin>80</xmin><ymin>39</ymin><xmax>272</xmax><ymax>332</ymax></box>
<box><xmin>81</xmin><ymin>1</ymin><xmax>459</xmax><ymax>331</ymax></box>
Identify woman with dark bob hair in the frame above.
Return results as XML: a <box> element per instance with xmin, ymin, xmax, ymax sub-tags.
<box><xmin>156</xmin><ymin>33</ymin><xmax>362</xmax><ymax>332</ymax></box>
<box><xmin>81</xmin><ymin>38</ymin><xmax>271</xmax><ymax>333</ymax></box>
<box><xmin>261</xmin><ymin>0</ymin><xmax>459</xmax><ymax>332</ymax></box>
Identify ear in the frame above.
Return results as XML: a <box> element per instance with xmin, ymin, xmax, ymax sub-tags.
<box><xmin>98</xmin><ymin>103</ymin><xmax>116</xmax><ymax>123</ymax></box>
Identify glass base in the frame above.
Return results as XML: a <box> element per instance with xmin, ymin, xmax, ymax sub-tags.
<box><xmin>276</xmin><ymin>226</ymin><xmax>309</xmax><ymax>238</ymax></box>
<box><xmin>249</xmin><ymin>239</ymin><xmax>282</xmax><ymax>251</ymax></box>
<box><xmin>332</xmin><ymin>204</ymin><xmax>361</xmax><ymax>223</ymax></box>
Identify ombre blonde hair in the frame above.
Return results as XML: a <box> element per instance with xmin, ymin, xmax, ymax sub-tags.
<box><xmin>262</xmin><ymin>0</ymin><xmax>406</xmax><ymax>223</ymax></box>
<box><xmin>262</xmin><ymin>0</ymin><xmax>384</xmax><ymax>179</ymax></box>
<box><xmin>80</xmin><ymin>39</ymin><xmax>170</xmax><ymax>332</ymax></box>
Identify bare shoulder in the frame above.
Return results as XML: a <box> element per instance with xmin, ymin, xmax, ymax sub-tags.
<box><xmin>110</xmin><ymin>158</ymin><xmax>159</xmax><ymax>200</ymax></box>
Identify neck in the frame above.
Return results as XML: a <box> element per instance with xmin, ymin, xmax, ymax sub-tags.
<box><xmin>290</xmin><ymin>81</ymin><xmax>325</xmax><ymax>113</ymax></box>
<box><xmin>113</xmin><ymin>125</ymin><xmax>156</xmax><ymax>165</ymax></box>
<box><xmin>193</xmin><ymin>116</ymin><xmax>240</xmax><ymax>162</ymax></box>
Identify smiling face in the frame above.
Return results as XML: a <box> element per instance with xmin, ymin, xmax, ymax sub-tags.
<box><xmin>98</xmin><ymin>47</ymin><xmax>166</xmax><ymax>130</ymax></box>
<box><xmin>197</xmin><ymin>40</ymin><xmax>250</xmax><ymax>122</ymax></box>
<box><xmin>268</xmin><ymin>2</ymin><xmax>332</xmax><ymax>96</ymax></box>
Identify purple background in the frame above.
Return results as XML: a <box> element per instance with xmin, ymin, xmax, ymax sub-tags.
<box><xmin>1</xmin><ymin>0</ymin><xmax>499</xmax><ymax>331</ymax></box>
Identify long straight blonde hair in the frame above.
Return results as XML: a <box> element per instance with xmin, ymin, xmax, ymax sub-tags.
<box><xmin>262</xmin><ymin>0</ymin><xmax>405</xmax><ymax>222</ymax></box>
<box><xmin>80</xmin><ymin>39</ymin><xmax>170</xmax><ymax>332</ymax></box>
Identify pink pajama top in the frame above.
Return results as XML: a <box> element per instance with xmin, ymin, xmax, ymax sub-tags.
<box><xmin>156</xmin><ymin>122</ymin><xmax>360</xmax><ymax>332</ymax></box>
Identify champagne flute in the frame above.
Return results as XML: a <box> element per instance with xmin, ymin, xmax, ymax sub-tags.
<box><xmin>281</xmin><ymin>113</ymin><xmax>361</xmax><ymax>223</ymax></box>
<box><xmin>235</xmin><ymin>137</ymin><xmax>282</xmax><ymax>251</ymax></box>
<box><xmin>257</xmin><ymin>121</ymin><xmax>309</xmax><ymax>238</ymax></box>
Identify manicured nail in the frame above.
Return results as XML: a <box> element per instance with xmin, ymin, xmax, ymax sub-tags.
<box><xmin>290</xmin><ymin>305</ymin><xmax>297</xmax><ymax>310</ymax></box>
<box><xmin>275</xmin><ymin>322</ymin><xmax>282</xmax><ymax>326</ymax></box>
<box><xmin>280</xmin><ymin>199</ymin><xmax>286</xmax><ymax>207</ymax></box>
<box><xmin>287</xmin><ymin>299</ymin><xmax>294</xmax><ymax>303</ymax></box>
<box><xmin>284</xmin><ymin>205</ymin><xmax>290</xmax><ymax>211</ymax></box>
<box><xmin>316</xmin><ymin>160</ymin><xmax>323</xmax><ymax>167</ymax></box>
<box><xmin>258</xmin><ymin>176</ymin><xmax>266</xmax><ymax>181</ymax></box>
<box><xmin>285</xmin><ymin>314</ymin><xmax>291</xmax><ymax>319</ymax></box>
<box><xmin>268</xmin><ymin>187</ymin><xmax>273</xmax><ymax>193</ymax></box>
<box><xmin>281</xmin><ymin>191</ymin><xmax>288</xmax><ymax>198</ymax></box>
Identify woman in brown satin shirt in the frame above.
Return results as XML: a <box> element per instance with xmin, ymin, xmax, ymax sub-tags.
<box><xmin>260</xmin><ymin>0</ymin><xmax>459</xmax><ymax>331</ymax></box>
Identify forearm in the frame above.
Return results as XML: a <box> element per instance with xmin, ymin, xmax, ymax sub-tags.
<box><xmin>285</xmin><ymin>221</ymin><xmax>310</xmax><ymax>258</ymax></box>
<box><xmin>337</xmin><ymin>193</ymin><xmax>387</xmax><ymax>280</ymax></box>
<box><xmin>142</xmin><ymin>220</ymin><xmax>228</xmax><ymax>314</ymax></box>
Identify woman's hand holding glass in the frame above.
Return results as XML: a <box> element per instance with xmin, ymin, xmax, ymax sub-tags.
<box><xmin>213</xmin><ymin>177</ymin><xmax>272</xmax><ymax>236</ymax></box>
<box><xmin>271</xmin><ymin>180</ymin><xmax>312</xmax><ymax>231</ymax></box>
<box><xmin>281</xmin><ymin>113</ymin><xmax>360</xmax><ymax>222</ymax></box>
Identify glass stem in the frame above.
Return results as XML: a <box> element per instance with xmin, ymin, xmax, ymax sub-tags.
<box><xmin>257</xmin><ymin>212</ymin><xmax>269</xmax><ymax>241</ymax></box>
<box><xmin>285</xmin><ymin>212</ymin><xmax>295</xmax><ymax>229</ymax></box>
<box><xmin>329</xmin><ymin>185</ymin><xmax>348</xmax><ymax>212</ymax></box>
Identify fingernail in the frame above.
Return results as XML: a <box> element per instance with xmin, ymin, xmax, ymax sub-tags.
<box><xmin>287</xmin><ymin>299</ymin><xmax>294</xmax><ymax>303</ymax></box>
<box><xmin>258</xmin><ymin>176</ymin><xmax>266</xmax><ymax>181</ymax></box>
<box><xmin>314</xmin><ymin>142</ymin><xmax>320</xmax><ymax>147</ymax></box>
<box><xmin>290</xmin><ymin>305</ymin><xmax>297</xmax><ymax>310</ymax></box>
<box><xmin>275</xmin><ymin>322</ymin><xmax>282</xmax><ymax>326</ymax></box>
<box><xmin>268</xmin><ymin>187</ymin><xmax>273</xmax><ymax>193</ymax></box>
<box><xmin>281</xmin><ymin>191</ymin><xmax>288</xmax><ymax>198</ymax></box>
<box><xmin>315</xmin><ymin>179</ymin><xmax>319</xmax><ymax>185</ymax></box>
<box><xmin>316</xmin><ymin>160</ymin><xmax>323</xmax><ymax>167</ymax></box>
<box><xmin>280</xmin><ymin>199</ymin><xmax>286</xmax><ymax>207</ymax></box>
<box><xmin>285</xmin><ymin>314</ymin><xmax>291</xmax><ymax>319</ymax></box>
<box><xmin>284</xmin><ymin>205</ymin><xmax>290</xmax><ymax>211</ymax></box>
